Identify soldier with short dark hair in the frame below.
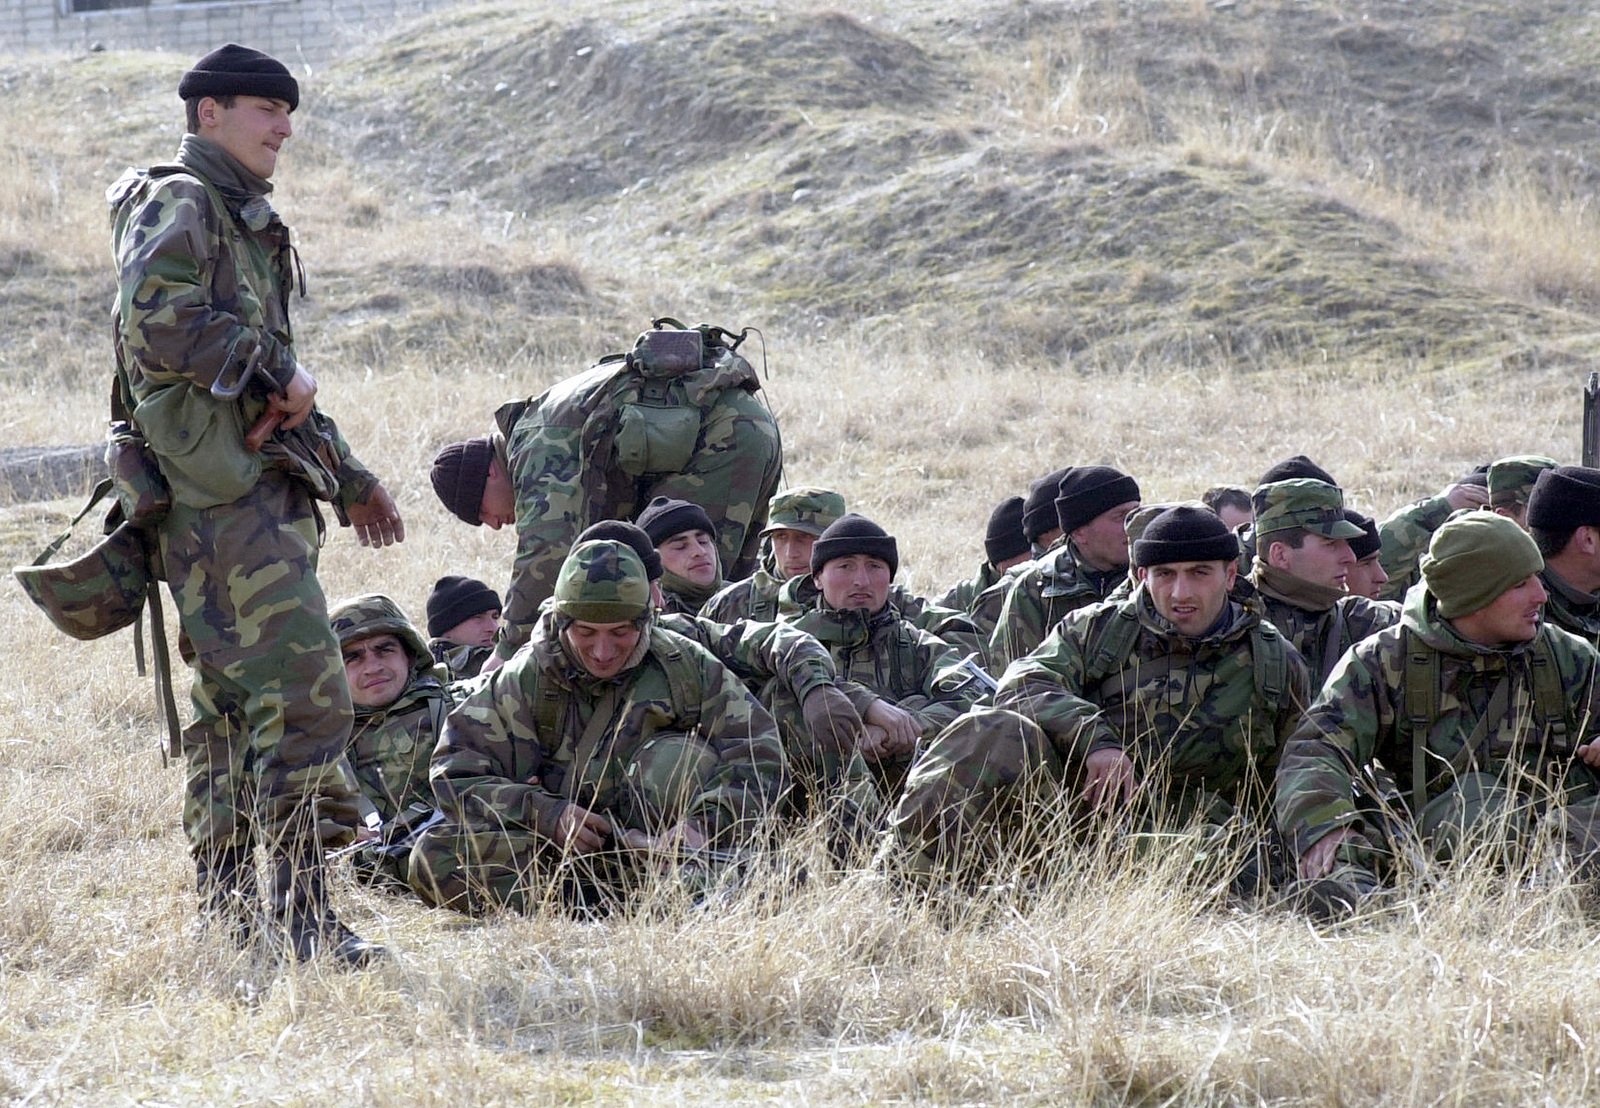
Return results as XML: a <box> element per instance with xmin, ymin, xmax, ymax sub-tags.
<box><xmin>637</xmin><ymin>495</ymin><xmax>724</xmax><ymax>615</ymax></box>
<box><xmin>1527</xmin><ymin>465</ymin><xmax>1600</xmax><ymax>646</ymax></box>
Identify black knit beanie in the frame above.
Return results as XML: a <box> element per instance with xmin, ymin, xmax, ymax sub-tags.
<box><xmin>811</xmin><ymin>513</ymin><xmax>899</xmax><ymax>577</ymax></box>
<box><xmin>1258</xmin><ymin>454</ymin><xmax>1337</xmax><ymax>488</ymax></box>
<box><xmin>636</xmin><ymin>496</ymin><xmax>717</xmax><ymax>547</ymax></box>
<box><xmin>577</xmin><ymin>520</ymin><xmax>664</xmax><ymax>581</ymax></box>
<box><xmin>1022</xmin><ymin>467</ymin><xmax>1071</xmax><ymax>543</ymax></box>
<box><xmin>178</xmin><ymin>44</ymin><xmax>299</xmax><ymax>111</ymax></box>
<box><xmin>1132</xmin><ymin>505</ymin><xmax>1240</xmax><ymax>568</ymax></box>
<box><xmin>1457</xmin><ymin>463</ymin><xmax>1491</xmax><ymax>489</ymax></box>
<box><xmin>1055</xmin><ymin>466</ymin><xmax>1141</xmax><ymax>534</ymax></box>
<box><xmin>1345</xmin><ymin>509</ymin><xmax>1382</xmax><ymax>561</ymax></box>
<box><xmin>429</xmin><ymin>436</ymin><xmax>495</xmax><ymax>526</ymax></box>
<box><xmin>426</xmin><ymin>576</ymin><xmax>502</xmax><ymax>638</ymax></box>
<box><xmin>1527</xmin><ymin>465</ymin><xmax>1600</xmax><ymax>531</ymax></box>
<box><xmin>984</xmin><ymin>496</ymin><xmax>1030</xmax><ymax>565</ymax></box>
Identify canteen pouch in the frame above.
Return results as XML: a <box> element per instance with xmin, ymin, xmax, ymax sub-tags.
<box><xmin>614</xmin><ymin>399</ymin><xmax>702</xmax><ymax>477</ymax></box>
<box><xmin>105</xmin><ymin>420</ymin><xmax>172</xmax><ymax>528</ymax></box>
<box><xmin>13</xmin><ymin>479</ymin><xmax>151</xmax><ymax>641</ymax></box>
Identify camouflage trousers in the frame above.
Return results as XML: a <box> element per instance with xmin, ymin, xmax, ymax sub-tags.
<box><xmin>161</xmin><ymin>472</ymin><xmax>363</xmax><ymax>856</ymax></box>
<box><xmin>408</xmin><ymin>732</ymin><xmax>730</xmax><ymax>914</ymax></box>
<box><xmin>640</xmin><ymin>387</ymin><xmax>782</xmax><ymax>583</ymax></box>
<box><xmin>887</xmin><ymin>708</ymin><xmax>1267</xmax><ymax>888</ymax></box>
<box><xmin>1325</xmin><ymin>771</ymin><xmax>1600</xmax><ymax>887</ymax></box>
<box><xmin>762</xmin><ymin>680</ymin><xmax>884</xmax><ymax>825</ymax></box>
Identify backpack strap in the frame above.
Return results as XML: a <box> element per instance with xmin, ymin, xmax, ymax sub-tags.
<box><xmin>1401</xmin><ymin>626</ymin><xmax>1442</xmax><ymax>818</ymax></box>
<box><xmin>1083</xmin><ymin>603</ymin><xmax>1142</xmax><ymax>687</ymax></box>
<box><xmin>1528</xmin><ymin>633</ymin><xmax>1573</xmax><ymax>747</ymax></box>
<box><xmin>1251</xmin><ymin>619</ymin><xmax>1288</xmax><ymax>718</ymax></box>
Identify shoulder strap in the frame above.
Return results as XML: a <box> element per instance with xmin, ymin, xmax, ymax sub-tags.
<box><xmin>1084</xmin><ymin>603</ymin><xmax>1142</xmax><ymax>686</ymax></box>
<box><xmin>1402</xmin><ymin>626</ymin><xmax>1442</xmax><ymax>818</ymax></box>
<box><xmin>650</xmin><ymin>628</ymin><xmax>696</xmax><ymax>722</ymax></box>
<box><xmin>1528</xmin><ymin>634</ymin><xmax>1572</xmax><ymax>743</ymax></box>
<box><xmin>1251</xmin><ymin>619</ymin><xmax>1288</xmax><ymax>717</ymax></box>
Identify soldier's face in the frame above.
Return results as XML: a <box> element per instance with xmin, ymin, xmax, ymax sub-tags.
<box><xmin>818</xmin><ymin>554</ymin><xmax>893</xmax><ymax>613</ymax></box>
<box><xmin>565</xmin><ymin>620</ymin><xmax>643</xmax><ymax>679</ymax></box>
<box><xmin>478</xmin><ymin>458</ymin><xmax>516</xmax><ymax>529</ymax></box>
<box><xmin>1139</xmin><ymin>560</ymin><xmax>1237</xmax><ymax>636</ymax></box>
<box><xmin>1071</xmin><ymin>500</ymin><xmax>1141</xmax><ymax>572</ymax></box>
<box><xmin>441</xmin><ymin>609</ymin><xmax>500</xmax><ymax>648</ymax></box>
<box><xmin>769</xmin><ymin>529</ymin><xmax>817</xmax><ymax>579</ymax></box>
<box><xmin>1270</xmin><ymin>533</ymin><xmax>1355</xmax><ymax>590</ymax></box>
<box><xmin>658</xmin><ymin>529</ymin><xmax>719</xmax><ymax>587</ymax></box>
<box><xmin>198</xmin><ymin>95</ymin><xmax>292</xmax><ymax>180</ymax></box>
<box><xmin>343</xmin><ymin>633</ymin><xmax>411</xmax><ymax>709</ymax></box>
<box><xmin>1345</xmin><ymin>554</ymin><xmax>1390</xmax><ymax>600</ymax></box>
<box><xmin>1453</xmin><ymin>574</ymin><xmax>1548</xmax><ymax>646</ymax></box>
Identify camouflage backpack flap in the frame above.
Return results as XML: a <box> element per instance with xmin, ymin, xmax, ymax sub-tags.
<box><xmin>1082</xmin><ymin>602</ymin><xmax>1288</xmax><ymax>737</ymax></box>
<box><xmin>1400</xmin><ymin>628</ymin><xmax>1570</xmax><ymax>816</ymax></box>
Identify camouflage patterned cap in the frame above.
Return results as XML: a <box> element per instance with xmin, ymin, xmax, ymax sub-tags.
<box><xmin>1252</xmin><ymin>479</ymin><xmax>1365</xmax><ymax>539</ymax></box>
<box><xmin>760</xmin><ymin>486</ymin><xmax>847</xmax><ymax>538</ymax></box>
<box><xmin>13</xmin><ymin>521</ymin><xmax>150</xmax><ymax>641</ymax></box>
<box><xmin>328</xmin><ymin>593</ymin><xmax>431</xmax><ymax>668</ymax></box>
<box><xmin>553</xmin><ymin>539</ymin><xmax>652</xmax><ymax>623</ymax></box>
<box><xmin>1488</xmin><ymin>455</ymin><xmax>1558</xmax><ymax>509</ymax></box>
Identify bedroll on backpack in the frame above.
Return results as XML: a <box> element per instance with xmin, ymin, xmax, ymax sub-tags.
<box><xmin>13</xmin><ymin>479</ymin><xmax>152</xmax><ymax>641</ymax></box>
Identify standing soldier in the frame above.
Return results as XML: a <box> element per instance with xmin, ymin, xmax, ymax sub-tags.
<box><xmin>109</xmin><ymin>45</ymin><xmax>403</xmax><ymax>965</ymax></box>
<box><xmin>1526</xmin><ymin>466</ymin><xmax>1600</xmax><ymax>646</ymax></box>
<box><xmin>429</xmin><ymin>322</ymin><xmax>782</xmax><ymax>668</ymax></box>
<box><xmin>1276</xmin><ymin>512</ymin><xmax>1600</xmax><ymax>919</ymax></box>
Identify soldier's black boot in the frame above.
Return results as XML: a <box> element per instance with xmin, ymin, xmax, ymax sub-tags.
<box><xmin>268</xmin><ymin>847</ymin><xmax>387</xmax><ymax>969</ymax></box>
<box><xmin>195</xmin><ymin>844</ymin><xmax>261</xmax><ymax>947</ymax></box>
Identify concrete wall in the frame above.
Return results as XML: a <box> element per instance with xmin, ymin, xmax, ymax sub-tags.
<box><xmin>0</xmin><ymin>0</ymin><xmax>448</xmax><ymax>64</ymax></box>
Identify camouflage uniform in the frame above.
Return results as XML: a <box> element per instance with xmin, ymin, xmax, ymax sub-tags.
<box><xmin>1539</xmin><ymin>567</ymin><xmax>1600</xmax><ymax>649</ymax></box>
<box><xmin>429</xmin><ymin>639</ymin><xmax>495</xmax><ymax>683</ymax></box>
<box><xmin>985</xmin><ymin>540</ymin><xmax>1125</xmax><ymax>673</ymax></box>
<box><xmin>109</xmin><ymin>134</ymin><xmax>378</xmax><ymax>919</ymax></box>
<box><xmin>939</xmin><ymin>561</ymin><xmax>1003</xmax><ymax>623</ymax></box>
<box><xmin>1276</xmin><ymin>586</ymin><xmax>1600</xmax><ymax>887</ymax></box>
<box><xmin>491</xmin><ymin>334</ymin><xmax>782</xmax><ymax>662</ymax></box>
<box><xmin>409</xmin><ymin>542</ymin><xmax>787</xmax><ymax>913</ymax></box>
<box><xmin>892</xmin><ymin>588</ymin><xmax>1309</xmax><ymax>883</ymax></box>
<box><xmin>1375</xmin><ymin>494</ymin><xmax>1453</xmax><ymax>602</ymax></box>
<box><xmin>702</xmin><ymin>486</ymin><xmax>845</xmax><ymax>623</ymax></box>
<box><xmin>775</xmin><ymin>576</ymin><xmax>982</xmax><ymax>799</ymax></box>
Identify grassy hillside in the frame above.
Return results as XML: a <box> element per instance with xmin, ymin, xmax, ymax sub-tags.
<box><xmin>4</xmin><ymin>1</ymin><xmax>1600</xmax><ymax>1103</ymax></box>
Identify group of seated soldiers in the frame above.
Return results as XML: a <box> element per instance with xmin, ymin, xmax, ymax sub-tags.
<box><xmin>327</xmin><ymin>450</ymin><xmax>1600</xmax><ymax>920</ymax></box>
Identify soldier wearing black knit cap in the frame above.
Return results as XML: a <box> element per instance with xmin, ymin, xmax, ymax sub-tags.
<box><xmin>1528</xmin><ymin>465</ymin><xmax>1600</xmax><ymax>646</ymax></box>
<box><xmin>939</xmin><ymin>495</ymin><xmax>1032</xmax><ymax>622</ymax></box>
<box><xmin>425</xmin><ymin>576</ymin><xmax>502</xmax><ymax>681</ymax></box>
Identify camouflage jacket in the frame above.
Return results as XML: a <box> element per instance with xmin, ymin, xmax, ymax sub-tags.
<box><xmin>1375</xmin><ymin>494</ymin><xmax>1453</xmax><ymax>602</ymax></box>
<box><xmin>758</xmin><ymin>574</ymin><xmax>984</xmax><ymax>655</ymax></box>
<box><xmin>986</xmin><ymin>541</ymin><xmax>1125</xmax><ymax>673</ymax></box>
<box><xmin>1275</xmin><ymin>587</ymin><xmax>1600</xmax><ymax>856</ymax></box>
<box><xmin>349</xmin><ymin>670</ymin><xmax>458</xmax><ymax>823</ymax></box>
<box><xmin>429</xmin><ymin>639</ymin><xmax>494</xmax><ymax>683</ymax></box>
<box><xmin>493</xmin><ymin>348</ymin><xmax>780</xmax><ymax>661</ymax></box>
<box><xmin>658</xmin><ymin>568</ymin><xmax>722</xmax><ymax>617</ymax></box>
<box><xmin>108</xmin><ymin>135</ymin><xmax>375</xmax><ymax>512</ymax></box>
<box><xmin>994</xmin><ymin>589</ymin><xmax>1312</xmax><ymax>822</ymax></box>
<box><xmin>1246</xmin><ymin>563</ymin><xmax>1402</xmax><ymax>683</ymax></box>
<box><xmin>655</xmin><ymin>609</ymin><xmax>838</xmax><ymax>707</ymax></box>
<box><xmin>776</xmin><ymin>580</ymin><xmax>981</xmax><ymax>737</ymax></box>
<box><xmin>702</xmin><ymin>566</ymin><xmax>785</xmax><ymax>623</ymax></box>
<box><xmin>1541</xmin><ymin>567</ymin><xmax>1600</xmax><ymax>649</ymax></box>
<box><xmin>938</xmin><ymin>561</ymin><xmax>1003</xmax><ymax>624</ymax></box>
<box><xmin>430</xmin><ymin>610</ymin><xmax>787</xmax><ymax>845</ymax></box>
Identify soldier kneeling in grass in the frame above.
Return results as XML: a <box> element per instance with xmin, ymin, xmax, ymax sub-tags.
<box><xmin>890</xmin><ymin>505</ymin><xmax>1311</xmax><ymax>893</ymax></box>
<box><xmin>1277</xmin><ymin>511</ymin><xmax>1600</xmax><ymax>920</ymax></box>
<box><xmin>407</xmin><ymin>539</ymin><xmax>788</xmax><ymax>914</ymax></box>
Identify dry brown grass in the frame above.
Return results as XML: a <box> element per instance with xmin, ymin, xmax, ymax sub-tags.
<box><xmin>6</xmin><ymin>0</ymin><xmax>1600</xmax><ymax>1102</ymax></box>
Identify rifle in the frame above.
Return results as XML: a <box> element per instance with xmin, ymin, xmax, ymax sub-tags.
<box><xmin>951</xmin><ymin>652</ymin><xmax>1000</xmax><ymax>696</ymax></box>
<box><xmin>1584</xmin><ymin>372</ymin><xmax>1600</xmax><ymax>468</ymax></box>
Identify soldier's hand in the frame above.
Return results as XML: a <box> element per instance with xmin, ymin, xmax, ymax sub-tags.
<box><xmin>1579</xmin><ymin>741</ymin><xmax>1600</xmax><ymax>768</ymax></box>
<box><xmin>1443</xmin><ymin>482</ymin><xmax>1490</xmax><ymax>511</ymax></box>
<box><xmin>1298</xmin><ymin>827</ymin><xmax>1357</xmax><ymax>879</ymax></box>
<box><xmin>1081</xmin><ymin>747</ymin><xmax>1135</xmax><ymax>813</ymax></box>
<box><xmin>859</xmin><ymin>724</ymin><xmax>891</xmax><ymax>761</ymax></box>
<box><xmin>802</xmin><ymin>684</ymin><xmax>864</xmax><ymax>754</ymax></box>
<box><xmin>347</xmin><ymin>482</ymin><xmax>406</xmax><ymax>548</ymax></box>
<box><xmin>554</xmin><ymin>804</ymin><xmax>612</xmax><ymax>854</ymax></box>
<box><xmin>865</xmin><ymin>698</ymin><xmax>921</xmax><ymax>752</ymax></box>
<box><xmin>268</xmin><ymin>363</ymin><xmax>319</xmax><ymax>431</ymax></box>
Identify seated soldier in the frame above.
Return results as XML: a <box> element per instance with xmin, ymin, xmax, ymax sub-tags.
<box><xmin>1527</xmin><ymin>466</ymin><xmax>1600</xmax><ymax>646</ymax></box>
<box><xmin>1489</xmin><ymin>455</ymin><xmax>1558</xmax><ymax>530</ymax></box>
<box><xmin>1277</xmin><ymin>512</ymin><xmax>1600</xmax><ymax>920</ymax></box>
<box><xmin>425</xmin><ymin>575</ymin><xmax>501</xmax><ymax>681</ymax></box>
<box><xmin>407</xmin><ymin>539</ymin><xmax>788</xmax><ymax>914</ymax></box>
<box><xmin>703</xmin><ymin>485</ymin><xmax>847</xmax><ymax>623</ymax></box>
<box><xmin>1245</xmin><ymin>480</ymin><xmax>1400</xmax><ymax>684</ymax></box>
<box><xmin>775</xmin><ymin>514</ymin><xmax>982</xmax><ymax>799</ymax></box>
<box><xmin>939</xmin><ymin>495</ymin><xmax>1032</xmax><ymax>625</ymax></box>
<box><xmin>1201</xmin><ymin>485</ymin><xmax>1253</xmax><ymax>531</ymax></box>
<box><xmin>637</xmin><ymin>496</ymin><xmax>724</xmax><ymax>615</ymax></box>
<box><xmin>890</xmin><ymin>506</ymin><xmax>1311</xmax><ymax>891</ymax></box>
<box><xmin>1342</xmin><ymin>510</ymin><xmax>1390</xmax><ymax>601</ymax></box>
<box><xmin>985</xmin><ymin>465</ymin><xmax>1142</xmax><ymax>672</ymax></box>
<box><xmin>1373</xmin><ymin>464</ymin><xmax>1491</xmax><ymax>600</ymax></box>
<box><xmin>330</xmin><ymin>594</ymin><xmax>458</xmax><ymax>889</ymax></box>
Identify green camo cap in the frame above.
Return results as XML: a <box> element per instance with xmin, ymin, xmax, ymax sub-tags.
<box><xmin>554</xmin><ymin>539</ymin><xmax>652</xmax><ymax>623</ymax></box>
<box><xmin>1488</xmin><ymin>455</ymin><xmax>1558</xmax><ymax>509</ymax></box>
<box><xmin>1253</xmin><ymin>479</ymin><xmax>1364</xmax><ymax>539</ymax></box>
<box><xmin>329</xmin><ymin>593</ymin><xmax>431</xmax><ymax>667</ymax></box>
<box><xmin>761</xmin><ymin>486</ymin><xmax>846</xmax><ymax>538</ymax></box>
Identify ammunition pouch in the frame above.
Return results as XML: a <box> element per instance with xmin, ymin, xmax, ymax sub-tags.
<box><xmin>105</xmin><ymin>420</ymin><xmax>172</xmax><ymax>528</ymax></box>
